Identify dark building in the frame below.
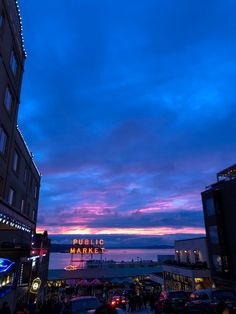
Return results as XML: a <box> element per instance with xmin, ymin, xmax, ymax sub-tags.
<box><xmin>29</xmin><ymin>232</ymin><xmax>51</xmax><ymax>303</ymax></box>
<box><xmin>162</xmin><ymin>237</ymin><xmax>211</xmax><ymax>291</ymax></box>
<box><xmin>201</xmin><ymin>164</ymin><xmax>236</xmax><ymax>290</ymax></box>
<box><xmin>0</xmin><ymin>0</ymin><xmax>41</xmax><ymax>309</ymax></box>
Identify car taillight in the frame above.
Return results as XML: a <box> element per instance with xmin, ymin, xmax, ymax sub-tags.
<box><xmin>122</xmin><ymin>300</ymin><xmax>126</xmax><ymax>304</ymax></box>
<box><xmin>111</xmin><ymin>301</ymin><xmax>116</xmax><ymax>306</ymax></box>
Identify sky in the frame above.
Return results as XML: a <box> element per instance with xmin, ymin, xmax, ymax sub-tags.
<box><xmin>18</xmin><ymin>0</ymin><xmax>236</xmax><ymax>246</ymax></box>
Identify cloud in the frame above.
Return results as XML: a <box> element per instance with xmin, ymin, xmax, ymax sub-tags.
<box><xmin>18</xmin><ymin>0</ymin><xmax>236</xmax><ymax>244</ymax></box>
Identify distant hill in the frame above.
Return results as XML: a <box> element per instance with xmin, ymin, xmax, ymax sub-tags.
<box><xmin>50</xmin><ymin>243</ymin><xmax>174</xmax><ymax>253</ymax></box>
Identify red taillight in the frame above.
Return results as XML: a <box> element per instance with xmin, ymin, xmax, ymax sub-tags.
<box><xmin>122</xmin><ymin>300</ymin><xmax>126</xmax><ymax>304</ymax></box>
<box><xmin>111</xmin><ymin>301</ymin><xmax>116</xmax><ymax>306</ymax></box>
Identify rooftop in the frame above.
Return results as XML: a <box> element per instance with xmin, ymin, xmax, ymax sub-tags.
<box><xmin>48</xmin><ymin>262</ymin><xmax>162</xmax><ymax>281</ymax></box>
<box><xmin>217</xmin><ymin>164</ymin><xmax>236</xmax><ymax>182</ymax></box>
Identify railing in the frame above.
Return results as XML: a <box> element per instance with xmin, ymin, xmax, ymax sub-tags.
<box><xmin>163</xmin><ymin>260</ymin><xmax>208</xmax><ymax>269</ymax></box>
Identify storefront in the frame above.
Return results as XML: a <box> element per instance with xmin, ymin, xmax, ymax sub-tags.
<box><xmin>163</xmin><ymin>271</ymin><xmax>212</xmax><ymax>291</ymax></box>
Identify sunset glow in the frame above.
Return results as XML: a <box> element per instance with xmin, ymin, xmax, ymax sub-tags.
<box><xmin>37</xmin><ymin>226</ymin><xmax>205</xmax><ymax>236</ymax></box>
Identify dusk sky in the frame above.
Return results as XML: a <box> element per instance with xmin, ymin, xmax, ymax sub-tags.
<box><xmin>18</xmin><ymin>0</ymin><xmax>236</xmax><ymax>245</ymax></box>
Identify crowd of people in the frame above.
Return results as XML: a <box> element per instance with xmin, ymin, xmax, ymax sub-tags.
<box><xmin>0</xmin><ymin>283</ymin><xmax>161</xmax><ymax>314</ymax></box>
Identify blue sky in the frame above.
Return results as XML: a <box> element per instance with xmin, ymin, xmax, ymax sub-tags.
<box><xmin>18</xmin><ymin>0</ymin><xmax>236</xmax><ymax>244</ymax></box>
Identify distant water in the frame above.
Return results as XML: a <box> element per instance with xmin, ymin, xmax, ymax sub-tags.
<box><xmin>49</xmin><ymin>248</ymin><xmax>174</xmax><ymax>269</ymax></box>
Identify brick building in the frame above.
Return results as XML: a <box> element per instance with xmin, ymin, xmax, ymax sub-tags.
<box><xmin>0</xmin><ymin>0</ymin><xmax>41</xmax><ymax>309</ymax></box>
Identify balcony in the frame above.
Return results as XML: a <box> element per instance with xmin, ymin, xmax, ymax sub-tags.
<box><xmin>162</xmin><ymin>260</ymin><xmax>210</xmax><ymax>279</ymax></box>
<box><xmin>164</xmin><ymin>260</ymin><xmax>208</xmax><ymax>269</ymax></box>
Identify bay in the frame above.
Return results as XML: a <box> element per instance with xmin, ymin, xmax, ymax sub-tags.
<box><xmin>49</xmin><ymin>248</ymin><xmax>174</xmax><ymax>269</ymax></box>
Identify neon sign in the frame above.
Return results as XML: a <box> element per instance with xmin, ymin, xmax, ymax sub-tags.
<box><xmin>64</xmin><ymin>265</ymin><xmax>79</xmax><ymax>271</ymax></box>
<box><xmin>30</xmin><ymin>278</ymin><xmax>41</xmax><ymax>294</ymax></box>
<box><xmin>0</xmin><ymin>258</ymin><xmax>15</xmax><ymax>273</ymax></box>
<box><xmin>72</xmin><ymin>239</ymin><xmax>104</xmax><ymax>246</ymax></box>
<box><xmin>70</xmin><ymin>239</ymin><xmax>105</xmax><ymax>255</ymax></box>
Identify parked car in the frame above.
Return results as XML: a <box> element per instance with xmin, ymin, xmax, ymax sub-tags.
<box><xmin>110</xmin><ymin>296</ymin><xmax>126</xmax><ymax>310</ymax></box>
<box><xmin>64</xmin><ymin>296</ymin><xmax>101</xmax><ymax>314</ymax></box>
<box><xmin>185</xmin><ymin>288</ymin><xmax>236</xmax><ymax>313</ymax></box>
<box><xmin>157</xmin><ymin>290</ymin><xmax>189</xmax><ymax>313</ymax></box>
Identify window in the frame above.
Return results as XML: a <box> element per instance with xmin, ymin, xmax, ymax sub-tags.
<box><xmin>209</xmin><ymin>225</ymin><xmax>219</xmax><ymax>244</ymax></box>
<box><xmin>10</xmin><ymin>51</ymin><xmax>17</xmax><ymax>76</ymax></box>
<box><xmin>34</xmin><ymin>185</ymin><xmax>38</xmax><ymax>199</ymax></box>
<box><xmin>205</xmin><ymin>198</ymin><xmax>215</xmax><ymax>216</ymax></box>
<box><xmin>0</xmin><ymin>15</ymin><xmax>3</xmax><ymax>30</ymax></box>
<box><xmin>213</xmin><ymin>255</ymin><xmax>222</xmax><ymax>272</ymax></box>
<box><xmin>4</xmin><ymin>87</ymin><xmax>13</xmax><ymax>113</ymax></box>
<box><xmin>20</xmin><ymin>199</ymin><xmax>25</xmax><ymax>213</ymax></box>
<box><xmin>8</xmin><ymin>188</ymin><xmax>16</xmax><ymax>206</ymax></box>
<box><xmin>222</xmin><ymin>256</ymin><xmax>229</xmax><ymax>273</ymax></box>
<box><xmin>29</xmin><ymin>176</ymin><xmax>32</xmax><ymax>191</ymax></box>
<box><xmin>0</xmin><ymin>127</ymin><xmax>7</xmax><ymax>155</ymax></box>
<box><xmin>194</xmin><ymin>250</ymin><xmax>200</xmax><ymax>263</ymax></box>
<box><xmin>12</xmin><ymin>150</ymin><xmax>20</xmax><ymax>173</ymax></box>
<box><xmin>24</xmin><ymin>167</ymin><xmax>28</xmax><ymax>184</ymax></box>
<box><xmin>32</xmin><ymin>208</ymin><xmax>36</xmax><ymax>221</ymax></box>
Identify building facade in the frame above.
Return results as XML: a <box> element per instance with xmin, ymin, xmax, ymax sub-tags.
<box><xmin>29</xmin><ymin>232</ymin><xmax>51</xmax><ymax>303</ymax></box>
<box><xmin>201</xmin><ymin>164</ymin><xmax>236</xmax><ymax>290</ymax></box>
<box><xmin>163</xmin><ymin>237</ymin><xmax>212</xmax><ymax>291</ymax></box>
<box><xmin>0</xmin><ymin>0</ymin><xmax>41</xmax><ymax>309</ymax></box>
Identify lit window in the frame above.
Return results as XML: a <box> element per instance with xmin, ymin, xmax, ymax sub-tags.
<box><xmin>0</xmin><ymin>15</ymin><xmax>3</xmax><ymax>30</ymax></box>
<box><xmin>8</xmin><ymin>188</ymin><xmax>16</xmax><ymax>206</ymax></box>
<box><xmin>10</xmin><ymin>51</ymin><xmax>17</xmax><ymax>76</ymax></box>
<box><xmin>0</xmin><ymin>127</ymin><xmax>7</xmax><ymax>155</ymax></box>
<box><xmin>209</xmin><ymin>225</ymin><xmax>219</xmax><ymax>244</ymax></box>
<box><xmin>175</xmin><ymin>250</ymin><xmax>180</xmax><ymax>263</ymax></box>
<box><xmin>4</xmin><ymin>87</ymin><xmax>12</xmax><ymax>113</ymax></box>
<box><xmin>20</xmin><ymin>199</ymin><xmax>25</xmax><ymax>213</ymax></box>
<box><xmin>185</xmin><ymin>250</ymin><xmax>190</xmax><ymax>263</ymax></box>
<box><xmin>12</xmin><ymin>150</ymin><xmax>20</xmax><ymax>173</ymax></box>
<box><xmin>205</xmin><ymin>198</ymin><xmax>215</xmax><ymax>217</ymax></box>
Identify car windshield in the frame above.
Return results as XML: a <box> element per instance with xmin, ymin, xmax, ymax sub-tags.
<box><xmin>169</xmin><ymin>292</ymin><xmax>186</xmax><ymax>299</ymax></box>
<box><xmin>71</xmin><ymin>298</ymin><xmax>101</xmax><ymax>313</ymax></box>
<box><xmin>212</xmin><ymin>290</ymin><xmax>236</xmax><ymax>301</ymax></box>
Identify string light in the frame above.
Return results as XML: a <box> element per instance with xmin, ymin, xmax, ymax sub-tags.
<box><xmin>16</xmin><ymin>126</ymin><xmax>41</xmax><ymax>177</ymax></box>
<box><xmin>14</xmin><ymin>0</ymin><xmax>27</xmax><ymax>58</ymax></box>
<box><xmin>0</xmin><ymin>213</ymin><xmax>31</xmax><ymax>233</ymax></box>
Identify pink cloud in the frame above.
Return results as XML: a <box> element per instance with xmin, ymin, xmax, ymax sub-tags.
<box><xmin>37</xmin><ymin>225</ymin><xmax>205</xmax><ymax>236</ymax></box>
<box><xmin>127</xmin><ymin>191</ymin><xmax>200</xmax><ymax>215</ymax></box>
